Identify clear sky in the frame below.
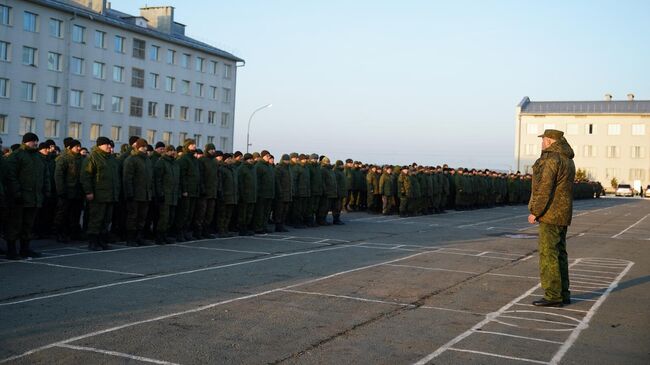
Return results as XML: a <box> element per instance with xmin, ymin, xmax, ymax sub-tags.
<box><xmin>111</xmin><ymin>0</ymin><xmax>650</xmax><ymax>169</ymax></box>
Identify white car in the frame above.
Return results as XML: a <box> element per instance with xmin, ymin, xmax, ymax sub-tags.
<box><xmin>615</xmin><ymin>184</ymin><xmax>634</xmax><ymax>197</ymax></box>
<box><xmin>644</xmin><ymin>185</ymin><xmax>650</xmax><ymax>198</ymax></box>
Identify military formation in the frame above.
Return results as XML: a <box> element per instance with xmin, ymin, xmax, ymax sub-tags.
<box><xmin>0</xmin><ymin>133</ymin><xmax>603</xmax><ymax>260</ymax></box>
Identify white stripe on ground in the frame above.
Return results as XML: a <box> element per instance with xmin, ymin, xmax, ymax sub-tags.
<box><xmin>446</xmin><ymin>348</ymin><xmax>548</xmax><ymax>364</ymax></box>
<box><xmin>0</xmin><ymin>250</ymin><xmax>434</xmax><ymax>363</ymax></box>
<box><xmin>171</xmin><ymin>244</ymin><xmax>271</xmax><ymax>255</ymax></box>
<box><xmin>611</xmin><ymin>213</ymin><xmax>649</xmax><ymax>238</ymax></box>
<box><xmin>457</xmin><ymin>214</ymin><xmax>529</xmax><ymax>228</ymax></box>
<box><xmin>472</xmin><ymin>329</ymin><xmax>564</xmax><ymax>344</ymax></box>
<box><xmin>386</xmin><ymin>264</ymin><xmax>538</xmax><ymax>280</ymax></box>
<box><xmin>56</xmin><ymin>344</ymin><xmax>179</xmax><ymax>365</ymax></box>
<box><xmin>19</xmin><ymin>260</ymin><xmax>145</xmax><ymax>277</ymax></box>
<box><xmin>513</xmin><ymin>303</ymin><xmax>588</xmax><ymax>314</ymax></box>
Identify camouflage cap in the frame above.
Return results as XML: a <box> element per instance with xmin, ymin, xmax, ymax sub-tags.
<box><xmin>281</xmin><ymin>154</ymin><xmax>290</xmax><ymax>161</ymax></box>
<box><xmin>310</xmin><ymin>153</ymin><xmax>319</xmax><ymax>160</ymax></box>
<box><xmin>252</xmin><ymin>152</ymin><xmax>260</xmax><ymax>159</ymax></box>
<box><xmin>321</xmin><ymin>156</ymin><xmax>331</xmax><ymax>165</ymax></box>
<box><xmin>204</xmin><ymin>143</ymin><xmax>216</xmax><ymax>152</ymax></box>
<box><xmin>290</xmin><ymin>152</ymin><xmax>299</xmax><ymax>158</ymax></box>
<box><xmin>335</xmin><ymin>160</ymin><xmax>344</xmax><ymax>166</ymax></box>
<box><xmin>538</xmin><ymin>129</ymin><xmax>564</xmax><ymax>140</ymax></box>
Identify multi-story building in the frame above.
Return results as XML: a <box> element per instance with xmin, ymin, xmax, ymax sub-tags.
<box><xmin>0</xmin><ymin>0</ymin><xmax>243</xmax><ymax>151</ymax></box>
<box><xmin>515</xmin><ymin>95</ymin><xmax>650</xmax><ymax>192</ymax></box>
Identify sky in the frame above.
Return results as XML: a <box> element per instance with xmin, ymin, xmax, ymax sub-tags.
<box><xmin>110</xmin><ymin>0</ymin><xmax>650</xmax><ymax>169</ymax></box>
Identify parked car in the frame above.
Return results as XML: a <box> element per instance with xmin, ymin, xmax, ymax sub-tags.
<box><xmin>644</xmin><ymin>185</ymin><xmax>650</xmax><ymax>198</ymax></box>
<box><xmin>615</xmin><ymin>184</ymin><xmax>634</xmax><ymax>197</ymax></box>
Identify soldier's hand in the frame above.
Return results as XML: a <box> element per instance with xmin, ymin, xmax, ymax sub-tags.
<box><xmin>527</xmin><ymin>214</ymin><xmax>537</xmax><ymax>224</ymax></box>
<box><xmin>182</xmin><ymin>192</ymin><xmax>188</xmax><ymax>197</ymax></box>
<box><xmin>86</xmin><ymin>193</ymin><xmax>94</xmax><ymax>201</ymax></box>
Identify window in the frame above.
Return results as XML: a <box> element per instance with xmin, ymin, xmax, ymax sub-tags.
<box><xmin>164</xmin><ymin>104</ymin><xmax>174</xmax><ymax>119</ymax></box>
<box><xmin>1</xmin><ymin>5</ymin><xmax>11</xmax><ymax>26</ymax></box>
<box><xmin>23</xmin><ymin>12</ymin><xmax>38</xmax><ymax>32</ymax></box>
<box><xmin>68</xmin><ymin>122</ymin><xmax>82</xmax><ymax>139</ymax></box>
<box><xmin>22</xmin><ymin>46</ymin><xmax>37</xmax><ymax>66</ymax></box>
<box><xmin>165</xmin><ymin>76</ymin><xmax>175</xmax><ymax>92</ymax></box>
<box><xmin>0</xmin><ymin>115</ymin><xmax>7</xmax><ymax>134</ymax></box>
<box><xmin>632</xmin><ymin>124</ymin><xmax>646</xmax><ymax>136</ymax></box>
<box><xmin>166</xmin><ymin>49</ymin><xmax>175</xmax><ymax>64</ymax></box>
<box><xmin>19</xmin><ymin>117</ymin><xmax>35</xmax><ymax>135</ymax></box>
<box><xmin>195</xmin><ymin>83</ymin><xmax>204</xmax><ymax>97</ymax></box>
<box><xmin>146</xmin><ymin>130</ymin><xmax>156</xmax><ymax>143</ymax></box>
<box><xmin>131</xmin><ymin>68</ymin><xmax>144</xmax><ymax>88</ymax></box>
<box><xmin>162</xmin><ymin>131</ymin><xmax>172</xmax><ymax>145</ymax></box>
<box><xmin>606</xmin><ymin>146</ymin><xmax>620</xmax><ymax>158</ymax></box>
<box><xmin>181</xmin><ymin>80</ymin><xmax>190</xmax><ymax>95</ymax></box>
<box><xmin>150</xmin><ymin>45</ymin><xmax>159</xmax><ymax>61</ymax></box>
<box><xmin>21</xmin><ymin>82</ymin><xmax>36</xmax><ymax>101</ymax></box>
<box><xmin>149</xmin><ymin>73</ymin><xmax>159</xmax><ymax>88</ymax></box>
<box><xmin>0</xmin><ymin>41</ymin><xmax>9</xmax><ymax>61</ymax></box>
<box><xmin>210</xmin><ymin>60</ymin><xmax>218</xmax><ymax>74</ymax></box>
<box><xmin>209</xmin><ymin>86</ymin><xmax>218</xmax><ymax>100</ymax></box>
<box><xmin>607</xmin><ymin>124</ymin><xmax>621</xmax><ymax>135</ymax></box>
<box><xmin>111</xmin><ymin>96</ymin><xmax>123</xmax><ymax>113</ymax></box>
<box><xmin>44</xmin><ymin>119</ymin><xmax>59</xmax><ymax>138</ymax></box>
<box><xmin>92</xmin><ymin>62</ymin><xmax>106</xmax><ymax>79</ymax></box>
<box><xmin>221</xmin><ymin>112</ymin><xmax>230</xmax><ymax>127</ymax></box>
<box><xmin>178</xmin><ymin>132</ymin><xmax>187</xmax><ymax>145</ymax></box>
<box><xmin>181</xmin><ymin>53</ymin><xmax>190</xmax><ymax>68</ymax></box>
<box><xmin>72</xmin><ymin>24</ymin><xmax>85</xmax><ymax>43</ymax></box>
<box><xmin>583</xmin><ymin>145</ymin><xmax>595</xmax><ymax>158</ymax></box>
<box><xmin>629</xmin><ymin>169</ymin><xmax>646</xmax><ymax>181</ymax></box>
<box><xmin>129</xmin><ymin>126</ymin><xmax>142</xmax><ymax>138</ymax></box>
<box><xmin>111</xmin><ymin>126</ymin><xmax>121</xmax><ymax>142</ymax></box>
<box><xmin>113</xmin><ymin>65</ymin><xmax>124</xmax><ymax>82</ymax></box>
<box><xmin>542</xmin><ymin>123</ymin><xmax>555</xmax><ymax>131</ymax></box>
<box><xmin>631</xmin><ymin>146</ymin><xmax>645</xmax><ymax>159</ymax></box>
<box><xmin>46</xmin><ymin>86</ymin><xmax>60</xmax><ymax>104</ymax></box>
<box><xmin>70</xmin><ymin>89</ymin><xmax>83</xmax><ymax>107</ymax></box>
<box><xmin>224</xmin><ymin>64</ymin><xmax>232</xmax><ymax>79</ymax></box>
<box><xmin>195</xmin><ymin>57</ymin><xmax>204</xmax><ymax>72</ymax></box>
<box><xmin>91</xmin><ymin>93</ymin><xmax>104</xmax><ymax>111</ymax></box>
<box><xmin>49</xmin><ymin>18</ymin><xmax>63</xmax><ymax>38</ymax></box>
<box><xmin>566</xmin><ymin>124</ymin><xmax>578</xmax><ymax>136</ymax></box>
<box><xmin>207</xmin><ymin>136</ymin><xmax>214</xmax><ymax>144</ymax></box>
<box><xmin>114</xmin><ymin>35</ymin><xmax>125</xmax><ymax>53</ymax></box>
<box><xmin>148</xmin><ymin>101</ymin><xmax>158</xmax><ymax>117</ymax></box>
<box><xmin>220</xmin><ymin>136</ymin><xmax>228</xmax><ymax>151</ymax></box>
<box><xmin>180</xmin><ymin>106</ymin><xmax>189</xmax><ymax>120</ymax></box>
<box><xmin>71</xmin><ymin>56</ymin><xmax>84</xmax><ymax>75</ymax></box>
<box><xmin>194</xmin><ymin>134</ymin><xmax>201</xmax><ymax>147</ymax></box>
<box><xmin>194</xmin><ymin>109</ymin><xmax>203</xmax><ymax>123</ymax></box>
<box><xmin>132</xmin><ymin>38</ymin><xmax>145</xmax><ymax>59</ymax></box>
<box><xmin>90</xmin><ymin>124</ymin><xmax>101</xmax><ymax>141</ymax></box>
<box><xmin>94</xmin><ymin>30</ymin><xmax>106</xmax><ymax>48</ymax></box>
<box><xmin>47</xmin><ymin>52</ymin><xmax>61</xmax><ymax>71</ymax></box>
<box><xmin>0</xmin><ymin>78</ymin><xmax>9</xmax><ymax>98</ymax></box>
<box><xmin>586</xmin><ymin>124</ymin><xmax>595</xmax><ymax>135</ymax></box>
<box><xmin>208</xmin><ymin>111</ymin><xmax>216</xmax><ymax>125</ymax></box>
<box><xmin>130</xmin><ymin>97</ymin><xmax>143</xmax><ymax>117</ymax></box>
<box><xmin>524</xmin><ymin>144</ymin><xmax>536</xmax><ymax>156</ymax></box>
<box><xmin>605</xmin><ymin>168</ymin><xmax>620</xmax><ymax>180</ymax></box>
<box><xmin>222</xmin><ymin>88</ymin><xmax>231</xmax><ymax>103</ymax></box>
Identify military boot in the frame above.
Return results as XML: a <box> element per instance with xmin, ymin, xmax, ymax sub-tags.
<box><xmin>332</xmin><ymin>217</ymin><xmax>345</xmax><ymax>225</ymax></box>
<box><xmin>155</xmin><ymin>233</ymin><xmax>166</xmax><ymax>245</ymax></box>
<box><xmin>126</xmin><ymin>231</ymin><xmax>138</xmax><ymax>247</ymax></box>
<box><xmin>5</xmin><ymin>241</ymin><xmax>21</xmax><ymax>260</ymax></box>
<box><xmin>136</xmin><ymin>232</ymin><xmax>152</xmax><ymax>246</ymax></box>
<box><xmin>98</xmin><ymin>234</ymin><xmax>111</xmax><ymax>250</ymax></box>
<box><xmin>87</xmin><ymin>235</ymin><xmax>101</xmax><ymax>251</ymax></box>
<box><xmin>275</xmin><ymin>224</ymin><xmax>289</xmax><ymax>233</ymax></box>
<box><xmin>19</xmin><ymin>240</ymin><xmax>42</xmax><ymax>258</ymax></box>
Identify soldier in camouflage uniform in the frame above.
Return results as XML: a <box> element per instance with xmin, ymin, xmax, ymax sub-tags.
<box><xmin>397</xmin><ymin>166</ymin><xmax>411</xmax><ymax>217</ymax></box>
<box><xmin>53</xmin><ymin>139</ymin><xmax>83</xmax><ymax>242</ymax></box>
<box><xmin>317</xmin><ymin>157</ymin><xmax>337</xmax><ymax>225</ymax></box>
<box><xmin>332</xmin><ymin>160</ymin><xmax>347</xmax><ymax>225</ymax></box>
<box><xmin>154</xmin><ymin>145</ymin><xmax>180</xmax><ymax>244</ymax></box>
<box><xmin>254</xmin><ymin>150</ymin><xmax>275</xmax><ymax>233</ymax></box>
<box><xmin>528</xmin><ymin>130</ymin><xmax>576</xmax><ymax>307</ymax></box>
<box><xmin>122</xmin><ymin>138</ymin><xmax>154</xmax><ymax>246</ymax></box>
<box><xmin>217</xmin><ymin>154</ymin><xmax>238</xmax><ymax>237</ymax></box>
<box><xmin>379</xmin><ymin>165</ymin><xmax>394</xmax><ymax>215</ymax></box>
<box><xmin>273</xmin><ymin>154</ymin><xmax>292</xmax><ymax>232</ymax></box>
<box><xmin>366</xmin><ymin>165</ymin><xmax>381</xmax><ymax>214</ymax></box>
<box><xmin>237</xmin><ymin>153</ymin><xmax>257</xmax><ymax>236</ymax></box>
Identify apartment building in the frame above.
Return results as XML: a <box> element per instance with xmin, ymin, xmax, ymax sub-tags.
<box><xmin>515</xmin><ymin>95</ymin><xmax>650</xmax><ymax>192</ymax></box>
<box><xmin>0</xmin><ymin>0</ymin><xmax>243</xmax><ymax>151</ymax></box>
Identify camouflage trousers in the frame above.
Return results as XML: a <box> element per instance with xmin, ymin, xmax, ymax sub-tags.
<box><xmin>538</xmin><ymin>222</ymin><xmax>570</xmax><ymax>302</ymax></box>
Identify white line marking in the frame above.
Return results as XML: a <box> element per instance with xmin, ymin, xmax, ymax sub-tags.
<box><xmin>513</xmin><ymin>303</ymin><xmax>588</xmax><ymax>314</ymax></box>
<box><xmin>473</xmin><ymin>329</ymin><xmax>564</xmax><ymax>344</ymax></box>
<box><xmin>457</xmin><ymin>214</ymin><xmax>529</xmax><ymax>228</ymax></box>
<box><xmin>387</xmin><ymin>264</ymin><xmax>538</xmax><ymax>280</ymax></box>
<box><xmin>529</xmin><ymin>294</ymin><xmax>597</xmax><ymax>302</ymax></box>
<box><xmin>571</xmin><ymin>268</ymin><xmax>620</xmax><ymax>275</ymax></box>
<box><xmin>172</xmin><ymin>244</ymin><xmax>271</xmax><ymax>255</ymax></box>
<box><xmin>447</xmin><ymin>348</ymin><xmax>548</xmax><ymax>364</ymax></box>
<box><xmin>521</xmin><ymin>255</ymin><xmax>534</xmax><ymax>261</ymax></box>
<box><xmin>574</xmin><ymin>263</ymin><xmax>629</xmax><ymax>270</ymax></box>
<box><xmin>19</xmin><ymin>260</ymin><xmax>145</xmax><ymax>277</ymax></box>
<box><xmin>499</xmin><ymin>315</ymin><xmax>577</xmax><ymax>327</ymax></box>
<box><xmin>549</xmin><ymin>261</ymin><xmax>635</xmax><ymax>364</ymax></box>
<box><xmin>56</xmin><ymin>344</ymin><xmax>179</xmax><ymax>365</ymax></box>
<box><xmin>477</xmin><ymin>251</ymin><xmax>489</xmax><ymax>256</ymax></box>
<box><xmin>611</xmin><ymin>213</ymin><xmax>649</xmax><ymax>238</ymax></box>
<box><xmin>0</xmin><ymin>250</ymin><xmax>434</xmax><ymax>363</ymax></box>
<box><xmin>569</xmin><ymin>289</ymin><xmax>605</xmax><ymax>294</ymax></box>
<box><xmin>570</xmin><ymin>273</ymin><xmax>617</xmax><ymax>280</ymax></box>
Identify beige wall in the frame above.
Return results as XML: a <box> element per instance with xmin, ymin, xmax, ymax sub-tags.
<box><xmin>515</xmin><ymin>113</ymin><xmax>650</xmax><ymax>191</ymax></box>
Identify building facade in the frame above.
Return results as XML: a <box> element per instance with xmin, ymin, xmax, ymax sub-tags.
<box><xmin>0</xmin><ymin>0</ymin><xmax>243</xmax><ymax>151</ymax></box>
<box><xmin>515</xmin><ymin>95</ymin><xmax>650</xmax><ymax>192</ymax></box>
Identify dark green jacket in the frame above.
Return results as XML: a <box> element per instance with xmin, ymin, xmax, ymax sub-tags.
<box><xmin>6</xmin><ymin>145</ymin><xmax>50</xmax><ymax>207</ymax></box>
<box><xmin>334</xmin><ymin>167</ymin><xmax>347</xmax><ymax>198</ymax></box>
<box><xmin>398</xmin><ymin>173</ymin><xmax>411</xmax><ymax>198</ymax></box>
<box><xmin>344</xmin><ymin>166</ymin><xmax>355</xmax><ymax>190</ymax></box>
<box><xmin>80</xmin><ymin>147</ymin><xmax>120</xmax><ymax>203</ymax></box>
<box><xmin>308</xmin><ymin>162</ymin><xmax>323</xmax><ymax>196</ymax></box>
<box><xmin>367</xmin><ymin>171</ymin><xmax>380</xmax><ymax>195</ymax></box>
<box><xmin>219</xmin><ymin>164</ymin><xmax>238</xmax><ymax>204</ymax></box>
<box><xmin>529</xmin><ymin>138</ymin><xmax>576</xmax><ymax>226</ymax></box>
<box><xmin>292</xmin><ymin>163</ymin><xmax>311</xmax><ymax>198</ymax></box>
<box><xmin>200</xmin><ymin>156</ymin><xmax>219</xmax><ymax>199</ymax></box>
<box><xmin>379</xmin><ymin>172</ymin><xmax>393</xmax><ymax>196</ymax></box>
<box><xmin>274</xmin><ymin>162</ymin><xmax>292</xmax><ymax>202</ymax></box>
<box><xmin>256</xmin><ymin>160</ymin><xmax>275</xmax><ymax>199</ymax></box>
<box><xmin>177</xmin><ymin>151</ymin><xmax>201</xmax><ymax>198</ymax></box>
<box><xmin>321</xmin><ymin>164</ymin><xmax>337</xmax><ymax>198</ymax></box>
<box><xmin>55</xmin><ymin>149</ymin><xmax>83</xmax><ymax>199</ymax></box>
<box><xmin>154</xmin><ymin>155</ymin><xmax>180</xmax><ymax>206</ymax></box>
<box><xmin>238</xmin><ymin>162</ymin><xmax>257</xmax><ymax>204</ymax></box>
<box><xmin>123</xmin><ymin>150</ymin><xmax>154</xmax><ymax>202</ymax></box>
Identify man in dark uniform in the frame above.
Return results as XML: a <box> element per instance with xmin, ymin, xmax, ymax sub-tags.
<box><xmin>196</xmin><ymin>143</ymin><xmax>219</xmax><ymax>238</ymax></box>
<box><xmin>174</xmin><ymin>139</ymin><xmax>201</xmax><ymax>241</ymax></box>
<box><xmin>237</xmin><ymin>153</ymin><xmax>257</xmax><ymax>236</ymax></box>
<box><xmin>53</xmin><ymin>139</ymin><xmax>83</xmax><ymax>242</ymax></box>
<box><xmin>217</xmin><ymin>153</ymin><xmax>238</xmax><ymax>237</ymax></box>
<box><xmin>122</xmin><ymin>138</ymin><xmax>154</xmax><ymax>246</ymax></box>
<box><xmin>253</xmin><ymin>150</ymin><xmax>275</xmax><ymax>233</ymax></box>
<box><xmin>273</xmin><ymin>154</ymin><xmax>292</xmax><ymax>232</ymax></box>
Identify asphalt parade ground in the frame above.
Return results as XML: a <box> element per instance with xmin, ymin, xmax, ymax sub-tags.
<box><xmin>1</xmin><ymin>198</ymin><xmax>649</xmax><ymax>364</ymax></box>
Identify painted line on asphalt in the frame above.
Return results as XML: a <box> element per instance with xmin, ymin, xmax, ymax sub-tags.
<box><xmin>472</xmin><ymin>329</ymin><xmax>564</xmax><ymax>344</ymax></box>
<box><xmin>56</xmin><ymin>344</ymin><xmax>179</xmax><ymax>365</ymax></box>
<box><xmin>513</xmin><ymin>303</ymin><xmax>588</xmax><ymax>314</ymax></box>
<box><xmin>171</xmin><ymin>244</ymin><xmax>271</xmax><ymax>255</ymax></box>
<box><xmin>386</xmin><ymin>264</ymin><xmax>538</xmax><ymax>280</ymax></box>
<box><xmin>457</xmin><ymin>214</ymin><xmax>529</xmax><ymax>228</ymax></box>
<box><xmin>19</xmin><ymin>260</ymin><xmax>145</xmax><ymax>277</ymax></box>
<box><xmin>611</xmin><ymin>213</ymin><xmax>649</xmax><ymax>238</ymax></box>
<box><xmin>446</xmin><ymin>348</ymin><xmax>548</xmax><ymax>364</ymax></box>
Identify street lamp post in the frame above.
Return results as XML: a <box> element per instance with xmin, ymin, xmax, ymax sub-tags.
<box><xmin>246</xmin><ymin>103</ymin><xmax>272</xmax><ymax>153</ymax></box>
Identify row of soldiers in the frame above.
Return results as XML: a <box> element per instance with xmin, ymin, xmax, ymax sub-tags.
<box><xmin>0</xmin><ymin>133</ymin><xmax>602</xmax><ymax>259</ymax></box>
